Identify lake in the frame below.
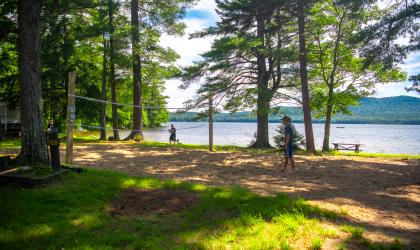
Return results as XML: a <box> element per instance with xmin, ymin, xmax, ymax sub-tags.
<box><xmin>119</xmin><ymin>122</ymin><xmax>420</xmax><ymax>154</ymax></box>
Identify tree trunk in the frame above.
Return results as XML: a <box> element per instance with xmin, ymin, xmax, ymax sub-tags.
<box><xmin>18</xmin><ymin>0</ymin><xmax>49</xmax><ymax>163</ymax></box>
<box><xmin>109</xmin><ymin>0</ymin><xmax>119</xmax><ymax>140</ymax></box>
<box><xmin>252</xmin><ymin>92</ymin><xmax>272</xmax><ymax>148</ymax></box>
<box><xmin>208</xmin><ymin>95</ymin><xmax>214</xmax><ymax>151</ymax></box>
<box><xmin>297</xmin><ymin>0</ymin><xmax>316</xmax><ymax>153</ymax></box>
<box><xmin>126</xmin><ymin>0</ymin><xmax>143</xmax><ymax>140</ymax></box>
<box><xmin>322</xmin><ymin>87</ymin><xmax>334</xmax><ymax>151</ymax></box>
<box><xmin>100</xmin><ymin>36</ymin><xmax>107</xmax><ymax>140</ymax></box>
<box><xmin>251</xmin><ymin>15</ymin><xmax>272</xmax><ymax>149</ymax></box>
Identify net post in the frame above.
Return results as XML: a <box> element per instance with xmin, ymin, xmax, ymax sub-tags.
<box><xmin>65</xmin><ymin>71</ymin><xmax>76</xmax><ymax>165</ymax></box>
<box><xmin>208</xmin><ymin>94</ymin><xmax>214</xmax><ymax>152</ymax></box>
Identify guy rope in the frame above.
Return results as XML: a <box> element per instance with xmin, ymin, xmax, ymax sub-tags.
<box><xmin>64</xmin><ymin>72</ymin><xmax>210</xmax><ymax>164</ymax></box>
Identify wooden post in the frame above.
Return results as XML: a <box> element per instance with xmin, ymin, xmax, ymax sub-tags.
<box><xmin>65</xmin><ymin>71</ymin><xmax>76</xmax><ymax>165</ymax></box>
<box><xmin>4</xmin><ymin>103</ymin><xmax>7</xmax><ymax>131</ymax></box>
<box><xmin>208</xmin><ymin>95</ymin><xmax>214</xmax><ymax>152</ymax></box>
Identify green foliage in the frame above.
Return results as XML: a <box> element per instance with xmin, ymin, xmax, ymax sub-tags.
<box><xmin>406</xmin><ymin>73</ymin><xmax>420</xmax><ymax>94</ymax></box>
<box><xmin>354</xmin><ymin>1</ymin><xmax>419</xmax><ymax>70</ymax></box>
<box><xmin>307</xmin><ymin>0</ymin><xmax>406</xmax><ymax>121</ymax></box>
<box><xmin>0</xmin><ymin>0</ymin><xmax>191</xmax><ymax>132</ymax></box>
<box><xmin>273</xmin><ymin>124</ymin><xmax>306</xmax><ymax>150</ymax></box>
<box><xmin>306</xmin><ymin>0</ymin><xmax>406</xmax><ymax>150</ymax></box>
<box><xmin>0</xmin><ymin>42</ymin><xmax>18</xmax><ymax>105</ymax></box>
<box><xmin>181</xmin><ymin>0</ymin><xmax>300</xmax><ymax>115</ymax></box>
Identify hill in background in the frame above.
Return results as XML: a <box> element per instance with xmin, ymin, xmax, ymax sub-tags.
<box><xmin>169</xmin><ymin>96</ymin><xmax>420</xmax><ymax>125</ymax></box>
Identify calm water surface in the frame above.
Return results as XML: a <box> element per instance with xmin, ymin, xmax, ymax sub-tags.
<box><xmin>119</xmin><ymin>122</ymin><xmax>420</xmax><ymax>154</ymax></box>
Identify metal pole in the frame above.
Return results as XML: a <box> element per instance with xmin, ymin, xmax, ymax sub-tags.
<box><xmin>65</xmin><ymin>71</ymin><xmax>76</xmax><ymax>165</ymax></box>
<box><xmin>208</xmin><ymin>95</ymin><xmax>214</xmax><ymax>152</ymax></box>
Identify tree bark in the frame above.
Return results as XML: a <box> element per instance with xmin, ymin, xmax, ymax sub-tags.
<box><xmin>18</xmin><ymin>0</ymin><xmax>49</xmax><ymax>163</ymax></box>
<box><xmin>126</xmin><ymin>0</ymin><xmax>143</xmax><ymax>140</ymax></box>
<box><xmin>322</xmin><ymin>87</ymin><xmax>334</xmax><ymax>151</ymax></box>
<box><xmin>100</xmin><ymin>36</ymin><xmax>108</xmax><ymax>140</ymax></box>
<box><xmin>109</xmin><ymin>0</ymin><xmax>119</xmax><ymax>140</ymax></box>
<box><xmin>251</xmin><ymin>15</ymin><xmax>272</xmax><ymax>149</ymax></box>
<box><xmin>321</xmin><ymin>12</ymin><xmax>344</xmax><ymax>151</ymax></box>
<box><xmin>208</xmin><ymin>95</ymin><xmax>214</xmax><ymax>152</ymax></box>
<box><xmin>297</xmin><ymin>0</ymin><xmax>316</xmax><ymax>153</ymax></box>
<box><xmin>253</xmin><ymin>91</ymin><xmax>272</xmax><ymax>148</ymax></box>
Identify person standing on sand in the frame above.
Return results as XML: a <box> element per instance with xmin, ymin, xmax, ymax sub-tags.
<box><xmin>168</xmin><ymin>124</ymin><xmax>177</xmax><ymax>147</ymax></box>
<box><xmin>281</xmin><ymin>116</ymin><xmax>295</xmax><ymax>172</ymax></box>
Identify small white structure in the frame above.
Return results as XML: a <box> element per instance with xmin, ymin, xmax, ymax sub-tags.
<box><xmin>0</xmin><ymin>102</ymin><xmax>20</xmax><ymax>131</ymax></box>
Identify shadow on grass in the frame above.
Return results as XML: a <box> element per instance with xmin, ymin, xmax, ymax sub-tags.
<box><xmin>0</xmin><ymin>169</ymin><xmax>405</xmax><ymax>249</ymax></box>
<box><xmin>63</xmin><ymin>143</ymin><xmax>419</xmax><ymax>246</ymax></box>
<box><xmin>0</xmin><ymin>169</ymin><xmax>328</xmax><ymax>249</ymax></box>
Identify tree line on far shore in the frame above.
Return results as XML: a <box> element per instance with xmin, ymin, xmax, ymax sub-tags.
<box><xmin>0</xmin><ymin>0</ymin><xmax>418</xmax><ymax>163</ymax></box>
<box><xmin>170</xmin><ymin>96</ymin><xmax>420</xmax><ymax>125</ymax></box>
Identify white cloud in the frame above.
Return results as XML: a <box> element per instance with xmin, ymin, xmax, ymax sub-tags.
<box><xmin>191</xmin><ymin>0</ymin><xmax>219</xmax><ymax>20</ymax></box>
<box><xmin>159</xmin><ymin>18</ymin><xmax>214</xmax><ymax>66</ymax></box>
<box><xmin>160</xmin><ymin>0</ymin><xmax>219</xmax><ymax>109</ymax></box>
<box><xmin>373</xmin><ymin>82</ymin><xmax>418</xmax><ymax>97</ymax></box>
<box><xmin>373</xmin><ymin>52</ymin><xmax>420</xmax><ymax>98</ymax></box>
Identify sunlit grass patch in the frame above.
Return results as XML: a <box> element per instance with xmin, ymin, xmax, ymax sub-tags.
<box><xmin>340</xmin><ymin>225</ymin><xmax>402</xmax><ymax>250</ymax></box>
<box><xmin>0</xmin><ymin>138</ymin><xmax>20</xmax><ymax>149</ymax></box>
<box><xmin>0</xmin><ymin>168</ymin><xmax>405</xmax><ymax>249</ymax></box>
<box><xmin>311</xmin><ymin>237</ymin><xmax>323</xmax><ymax>250</ymax></box>
<box><xmin>342</xmin><ymin>225</ymin><xmax>365</xmax><ymax>239</ymax></box>
<box><xmin>333</xmin><ymin>151</ymin><xmax>420</xmax><ymax>159</ymax></box>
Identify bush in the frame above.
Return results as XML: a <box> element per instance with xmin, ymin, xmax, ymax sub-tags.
<box><xmin>273</xmin><ymin>124</ymin><xmax>305</xmax><ymax>150</ymax></box>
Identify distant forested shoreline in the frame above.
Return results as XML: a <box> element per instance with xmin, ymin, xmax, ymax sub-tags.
<box><xmin>170</xmin><ymin>96</ymin><xmax>420</xmax><ymax>125</ymax></box>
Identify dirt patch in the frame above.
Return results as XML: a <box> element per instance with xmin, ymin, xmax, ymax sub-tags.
<box><xmin>108</xmin><ymin>188</ymin><xmax>199</xmax><ymax>216</ymax></box>
<box><xmin>2</xmin><ymin>143</ymin><xmax>419</xmax><ymax>246</ymax></box>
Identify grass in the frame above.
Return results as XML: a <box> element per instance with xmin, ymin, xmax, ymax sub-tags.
<box><xmin>0</xmin><ymin>138</ymin><xmax>20</xmax><ymax>149</ymax></box>
<box><xmin>342</xmin><ymin>225</ymin><xmax>365</xmax><ymax>239</ymax></box>
<box><xmin>311</xmin><ymin>237</ymin><xmax>323</xmax><ymax>250</ymax></box>
<box><xmin>0</xmin><ymin>169</ymin><xmax>334</xmax><ymax>249</ymax></box>
<box><xmin>333</xmin><ymin>151</ymin><xmax>420</xmax><ymax>159</ymax></box>
<box><xmin>0</xmin><ymin>168</ymin><xmax>406</xmax><ymax>249</ymax></box>
<box><xmin>340</xmin><ymin>225</ymin><xmax>402</xmax><ymax>250</ymax></box>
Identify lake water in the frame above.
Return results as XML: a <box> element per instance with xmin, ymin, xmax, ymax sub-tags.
<box><xmin>119</xmin><ymin>122</ymin><xmax>420</xmax><ymax>154</ymax></box>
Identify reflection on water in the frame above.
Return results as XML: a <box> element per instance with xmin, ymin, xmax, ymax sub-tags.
<box><xmin>118</xmin><ymin>122</ymin><xmax>420</xmax><ymax>154</ymax></box>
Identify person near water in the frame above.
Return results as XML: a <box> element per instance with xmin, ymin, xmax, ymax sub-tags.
<box><xmin>168</xmin><ymin>124</ymin><xmax>176</xmax><ymax>146</ymax></box>
<box><xmin>281</xmin><ymin>116</ymin><xmax>295</xmax><ymax>171</ymax></box>
<box><xmin>47</xmin><ymin>120</ymin><xmax>55</xmax><ymax>131</ymax></box>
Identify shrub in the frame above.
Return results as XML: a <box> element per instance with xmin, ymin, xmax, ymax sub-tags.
<box><xmin>273</xmin><ymin>124</ymin><xmax>305</xmax><ymax>150</ymax></box>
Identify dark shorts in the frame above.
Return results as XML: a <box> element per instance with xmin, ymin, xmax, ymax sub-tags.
<box><xmin>169</xmin><ymin>134</ymin><xmax>176</xmax><ymax>142</ymax></box>
<box><xmin>284</xmin><ymin>146</ymin><xmax>293</xmax><ymax>158</ymax></box>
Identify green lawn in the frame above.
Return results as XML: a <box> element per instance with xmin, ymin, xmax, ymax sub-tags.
<box><xmin>0</xmin><ymin>169</ymin><xmax>402</xmax><ymax>249</ymax></box>
<box><xmin>333</xmin><ymin>151</ymin><xmax>420</xmax><ymax>159</ymax></box>
<box><xmin>0</xmin><ymin>138</ymin><xmax>20</xmax><ymax>149</ymax></box>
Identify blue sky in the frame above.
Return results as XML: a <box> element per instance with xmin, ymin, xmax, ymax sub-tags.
<box><xmin>161</xmin><ymin>0</ymin><xmax>419</xmax><ymax>108</ymax></box>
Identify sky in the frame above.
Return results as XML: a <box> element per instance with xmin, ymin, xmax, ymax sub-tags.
<box><xmin>159</xmin><ymin>0</ymin><xmax>420</xmax><ymax>109</ymax></box>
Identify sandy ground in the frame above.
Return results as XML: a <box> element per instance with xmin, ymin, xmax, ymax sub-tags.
<box><xmin>3</xmin><ymin>143</ymin><xmax>420</xmax><ymax>247</ymax></box>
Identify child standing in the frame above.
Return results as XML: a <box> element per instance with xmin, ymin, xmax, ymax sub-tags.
<box><xmin>281</xmin><ymin>116</ymin><xmax>295</xmax><ymax>171</ymax></box>
<box><xmin>168</xmin><ymin>124</ymin><xmax>177</xmax><ymax>147</ymax></box>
